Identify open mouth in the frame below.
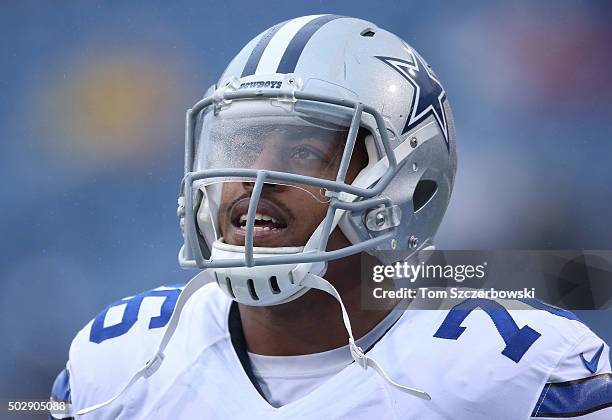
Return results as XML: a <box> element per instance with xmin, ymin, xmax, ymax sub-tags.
<box><xmin>228</xmin><ymin>198</ymin><xmax>289</xmax><ymax>245</ymax></box>
<box><xmin>234</xmin><ymin>213</ymin><xmax>288</xmax><ymax>231</ymax></box>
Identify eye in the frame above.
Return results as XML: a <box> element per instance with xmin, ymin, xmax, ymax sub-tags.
<box><xmin>289</xmin><ymin>145</ymin><xmax>325</xmax><ymax>160</ymax></box>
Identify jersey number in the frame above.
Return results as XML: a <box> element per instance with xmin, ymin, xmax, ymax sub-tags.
<box><xmin>434</xmin><ymin>298</ymin><xmax>542</xmax><ymax>362</ymax></box>
<box><xmin>89</xmin><ymin>288</ymin><xmax>181</xmax><ymax>344</ymax></box>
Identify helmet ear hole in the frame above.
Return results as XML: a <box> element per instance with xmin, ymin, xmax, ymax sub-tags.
<box><xmin>413</xmin><ymin>179</ymin><xmax>438</xmax><ymax>212</ymax></box>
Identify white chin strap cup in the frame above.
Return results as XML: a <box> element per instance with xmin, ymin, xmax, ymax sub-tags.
<box><xmin>209</xmin><ymin>240</ymin><xmax>317</xmax><ymax>306</ymax></box>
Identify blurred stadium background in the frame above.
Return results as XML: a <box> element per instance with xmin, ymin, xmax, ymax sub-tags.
<box><xmin>1</xmin><ymin>0</ymin><xmax>611</xmax><ymax>406</ymax></box>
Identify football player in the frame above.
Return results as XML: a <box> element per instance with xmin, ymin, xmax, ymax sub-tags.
<box><xmin>51</xmin><ymin>15</ymin><xmax>611</xmax><ymax>419</ymax></box>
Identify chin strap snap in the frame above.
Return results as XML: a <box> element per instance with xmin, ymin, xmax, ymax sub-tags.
<box><xmin>300</xmin><ymin>273</ymin><xmax>431</xmax><ymax>401</ymax></box>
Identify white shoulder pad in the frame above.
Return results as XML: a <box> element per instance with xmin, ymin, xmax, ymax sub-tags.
<box><xmin>430</xmin><ymin>298</ymin><xmax>593</xmax><ymax>364</ymax></box>
<box><xmin>372</xmin><ymin>298</ymin><xmax>610</xmax><ymax>419</ymax></box>
<box><xmin>548</xmin><ymin>326</ymin><xmax>610</xmax><ymax>381</ymax></box>
<box><xmin>68</xmin><ymin>282</ymin><xmax>230</xmax><ymax>410</ymax></box>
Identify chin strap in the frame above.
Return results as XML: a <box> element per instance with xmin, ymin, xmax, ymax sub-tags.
<box><xmin>77</xmin><ymin>269</ymin><xmax>429</xmax><ymax>416</ymax></box>
<box><xmin>300</xmin><ymin>273</ymin><xmax>431</xmax><ymax>401</ymax></box>
<box><xmin>76</xmin><ymin>270</ymin><xmax>216</xmax><ymax>416</ymax></box>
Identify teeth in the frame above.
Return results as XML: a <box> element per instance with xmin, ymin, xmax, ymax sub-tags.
<box><xmin>240</xmin><ymin>226</ymin><xmax>274</xmax><ymax>231</ymax></box>
<box><xmin>239</xmin><ymin>213</ymin><xmax>279</xmax><ymax>224</ymax></box>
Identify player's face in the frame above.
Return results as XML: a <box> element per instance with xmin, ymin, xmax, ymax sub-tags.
<box><xmin>218</xmin><ymin>131</ymin><xmax>368</xmax><ymax>248</ymax></box>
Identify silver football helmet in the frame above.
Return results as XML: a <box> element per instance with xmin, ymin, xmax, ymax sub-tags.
<box><xmin>178</xmin><ymin>14</ymin><xmax>457</xmax><ymax>307</ymax></box>
<box><xmin>76</xmin><ymin>17</ymin><xmax>454</xmax><ymax>414</ymax></box>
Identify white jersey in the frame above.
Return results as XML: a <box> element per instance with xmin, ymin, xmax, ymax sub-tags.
<box><xmin>246</xmin><ymin>306</ymin><xmax>403</xmax><ymax>407</ymax></box>
<box><xmin>51</xmin><ymin>283</ymin><xmax>612</xmax><ymax>419</ymax></box>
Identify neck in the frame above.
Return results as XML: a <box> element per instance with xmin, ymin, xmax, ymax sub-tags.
<box><xmin>238</xmin><ymin>231</ymin><xmax>395</xmax><ymax>356</ymax></box>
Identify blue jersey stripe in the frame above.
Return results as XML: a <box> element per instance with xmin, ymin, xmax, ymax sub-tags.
<box><xmin>241</xmin><ymin>21</ymin><xmax>286</xmax><ymax>77</ymax></box>
<box><xmin>51</xmin><ymin>368</ymin><xmax>71</xmax><ymax>402</ymax></box>
<box><xmin>532</xmin><ymin>373</ymin><xmax>612</xmax><ymax>417</ymax></box>
<box><xmin>276</xmin><ymin>15</ymin><xmax>343</xmax><ymax>74</ymax></box>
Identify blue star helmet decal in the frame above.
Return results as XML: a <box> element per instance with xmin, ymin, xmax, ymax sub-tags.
<box><xmin>376</xmin><ymin>48</ymin><xmax>450</xmax><ymax>151</ymax></box>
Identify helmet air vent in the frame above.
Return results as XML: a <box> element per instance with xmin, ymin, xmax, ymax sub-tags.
<box><xmin>247</xmin><ymin>278</ymin><xmax>259</xmax><ymax>301</ymax></box>
<box><xmin>269</xmin><ymin>276</ymin><xmax>281</xmax><ymax>294</ymax></box>
<box><xmin>360</xmin><ymin>28</ymin><xmax>375</xmax><ymax>37</ymax></box>
<box><xmin>413</xmin><ymin>179</ymin><xmax>438</xmax><ymax>212</ymax></box>
<box><xmin>225</xmin><ymin>277</ymin><xmax>236</xmax><ymax>299</ymax></box>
